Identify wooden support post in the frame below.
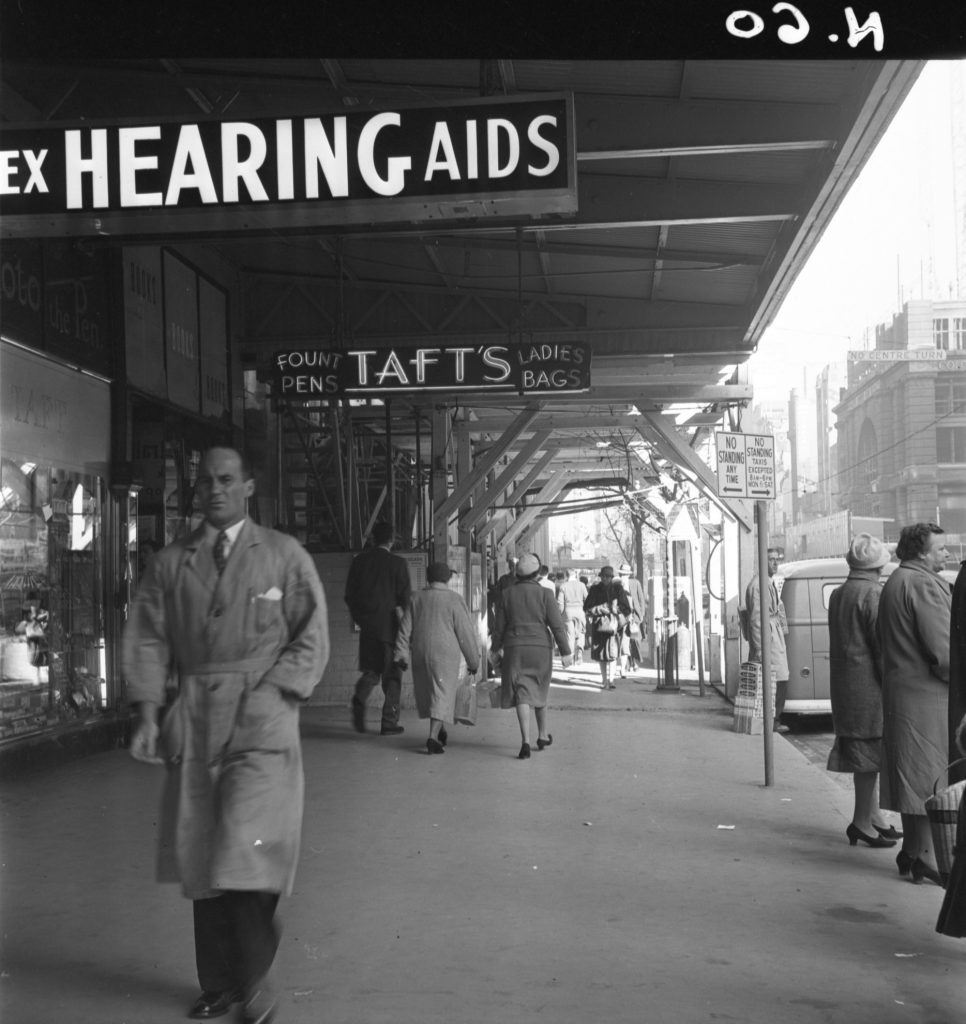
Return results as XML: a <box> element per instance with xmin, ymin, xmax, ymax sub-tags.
<box><xmin>432</xmin><ymin>405</ymin><xmax>450</xmax><ymax>565</ymax></box>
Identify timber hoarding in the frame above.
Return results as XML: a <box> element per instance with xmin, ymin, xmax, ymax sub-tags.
<box><xmin>0</xmin><ymin>93</ymin><xmax>577</xmax><ymax>237</ymax></box>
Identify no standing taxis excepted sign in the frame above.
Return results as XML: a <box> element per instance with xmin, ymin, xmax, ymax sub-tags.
<box><xmin>715</xmin><ymin>432</ymin><xmax>776</xmax><ymax>500</ymax></box>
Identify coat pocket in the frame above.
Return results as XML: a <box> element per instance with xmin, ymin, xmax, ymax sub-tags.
<box><xmin>254</xmin><ymin>595</ymin><xmax>283</xmax><ymax>632</ymax></box>
<box><xmin>228</xmin><ymin>681</ymin><xmax>297</xmax><ymax>755</ymax></box>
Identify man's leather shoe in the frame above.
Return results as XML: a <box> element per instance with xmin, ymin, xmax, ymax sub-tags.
<box><xmin>187</xmin><ymin>989</ymin><xmax>242</xmax><ymax>1019</ymax></box>
<box><xmin>380</xmin><ymin>724</ymin><xmax>404</xmax><ymax>735</ymax></box>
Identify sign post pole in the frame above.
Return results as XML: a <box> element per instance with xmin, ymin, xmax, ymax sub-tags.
<box><xmin>756</xmin><ymin>500</ymin><xmax>774</xmax><ymax>787</ymax></box>
<box><xmin>715</xmin><ymin>430</ymin><xmax>777</xmax><ymax>785</ymax></box>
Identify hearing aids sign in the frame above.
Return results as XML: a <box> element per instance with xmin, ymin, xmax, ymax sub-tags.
<box><xmin>0</xmin><ymin>94</ymin><xmax>576</xmax><ymax>237</ymax></box>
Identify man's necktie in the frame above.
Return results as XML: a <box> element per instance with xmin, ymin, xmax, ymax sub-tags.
<box><xmin>214</xmin><ymin>530</ymin><xmax>229</xmax><ymax>575</ymax></box>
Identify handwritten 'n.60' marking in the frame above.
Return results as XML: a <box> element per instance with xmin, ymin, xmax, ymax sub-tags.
<box><xmin>726</xmin><ymin>5</ymin><xmax>884</xmax><ymax>51</ymax></box>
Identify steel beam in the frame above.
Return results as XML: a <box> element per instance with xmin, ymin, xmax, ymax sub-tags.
<box><xmin>476</xmin><ymin>450</ymin><xmax>557</xmax><ymax>541</ymax></box>
<box><xmin>638</xmin><ymin>414</ymin><xmax>753</xmax><ymax>532</ymax></box>
<box><xmin>459</xmin><ymin>429</ymin><xmax>553</xmax><ymax>532</ymax></box>
<box><xmin>500</xmin><ymin>469</ymin><xmax>571</xmax><ymax>550</ymax></box>
<box><xmin>433</xmin><ymin>403</ymin><xmax>542</xmax><ymax>526</ymax></box>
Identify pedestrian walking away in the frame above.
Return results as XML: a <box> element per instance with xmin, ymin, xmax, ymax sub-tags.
<box><xmin>393</xmin><ymin>561</ymin><xmax>480</xmax><ymax>754</ymax></box>
<box><xmin>344</xmin><ymin>520</ymin><xmax>412</xmax><ymax>736</ymax></box>
<box><xmin>878</xmin><ymin>522</ymin><xmax>951</xmax><ymax>887</ymax></box>
<box><xmin>557</xmin><ymin>568</ymin><xmax>588</xmax><ymax>666</ymax></box>
<box><xmin>491</xmin><ymin>552</ymin><xmax>572</xmax><ymax>759</ymax></box>
<box><xmin>826</xmin><ymin>533</ymin><xmax>900</xmax><ymax>850</ymax></box>
<box><xmin>617</xmin><ymin>562</ymin><xmax>646</xmax><ymax>675</ymax></box>
<box><xmin>744</xmin><ymin>547</ymin><xmax>790</xmax><ymax>733</ymax></box>
<box><xmin>584</xmin><ymin>565</ymin><xmax>631</xmax><ymax>690</ymax></box>
<box><xmin>123</xmin><ymin>446</ymin><xmax>330</xmax><ymax>1024</ymax></box>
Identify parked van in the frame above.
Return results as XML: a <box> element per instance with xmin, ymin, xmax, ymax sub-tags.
<box><xmin>773</xmin><ymin>557</ymin><xmax>957</xmax><ymax>717</ymax></box>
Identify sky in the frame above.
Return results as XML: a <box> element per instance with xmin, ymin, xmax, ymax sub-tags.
<box><xmin>748</xmin><ymin>60</ymin><xmax>964</xmax><ymax>405</ymax></box>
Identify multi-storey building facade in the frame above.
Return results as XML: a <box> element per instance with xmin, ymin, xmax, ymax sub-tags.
<box><xmin>836</xmin><ymin>298</ymin><xmax>966</xmax><ymax>540</ymax></box>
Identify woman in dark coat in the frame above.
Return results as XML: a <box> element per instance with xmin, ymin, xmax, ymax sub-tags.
<box><xmin>826</xmin><ymin>533</ymin><xmax>900</xmax><ymax>849</ymax></box>
<box><xmin>878</xmin><ymin>522</ymin><xmax>952</xmax><ymax>885</ymax></box>
<box><xmin>936</xmin><ymin>712</ymin><xmax>966</xmax><ymax>936</ymax></box>
<box><xmin>584</xmin><ymin>565</ymin><xmax>632</xmax><ymax>690</ymax></box>
<box><xmin>492</xmin><ymin>552</ymin><xmax>572</xmax><ymax>760</ymax></box>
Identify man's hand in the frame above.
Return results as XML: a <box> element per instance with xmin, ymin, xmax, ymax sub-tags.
<box><xmin>394</xmin><ymin>658</ymin><xmax>408</xmax><ymax>672</ymax></box>
<box><xmin>129</xmin><ymin>701</ymin><xmax>164</xmax><ymax>765</ymax></box>
<box><xmin>561</xmin><ymin>654</ymin><xmax>574</xmax><ymax>668</ymax></box>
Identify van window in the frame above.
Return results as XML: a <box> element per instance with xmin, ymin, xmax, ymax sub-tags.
<box><xmin>822</xmin><ymin>582</ymin><xmax>842</xmax><ymax>610</ymax></box>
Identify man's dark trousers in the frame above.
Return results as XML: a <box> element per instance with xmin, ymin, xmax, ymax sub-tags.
<box><xmin>354</xmin><ymin>639</ymin><xmax>402</xmax><ymax>729</ymax></box>
<box><xmin>194</xmin><ymin>891</ymin><xmax>280</xmax><ymax>994</ymax></box>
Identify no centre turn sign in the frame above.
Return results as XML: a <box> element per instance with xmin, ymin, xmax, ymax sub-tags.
<box><xmin>714</xmin><ymin>432</ymin><xmax>776</xmax><ymax>500</ymax></box>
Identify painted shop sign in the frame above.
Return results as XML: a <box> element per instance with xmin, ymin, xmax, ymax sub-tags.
<box><xmin>0</xmin><ymin>94</ymin><xmax>576</xmax><ymax>237</ymax></box>
<box><xmin>271</xmin><ymin>342</ymin><xmax>592</xmax><ymax>398</ymax></box>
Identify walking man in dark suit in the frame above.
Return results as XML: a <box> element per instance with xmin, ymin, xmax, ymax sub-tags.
<box><xmin>344</xmin><ymin>521</ymin><xmax>412</xmax><ymax>735</ymax></box>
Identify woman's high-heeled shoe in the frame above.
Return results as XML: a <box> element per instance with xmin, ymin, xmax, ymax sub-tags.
<box><xmin>896</xmin><ymin>849</ymin><xmax>915</xmax><ymax>876</ymax></box>
<box><xmin>846</xmin><ymin>823</ymin><xmax>897</xmax><ymax>848</ymax></box>
<box><xmin>427</xmin><ymin>738</ymin><xmax>445</xmax><ymax>754</ymax></box>
<box><xmin>536</xmin><ymin>734</ymin><xmax>553</xmax><ymax>751</ymax></box>
<box><xmin>438</xmin><ymin>727</ymin><xmax>448</xmax><ymax>747</ymax></box>
<box><xmin>874</xmin><ymin>824</ymin><xmax>903</xmax><ymax>840</ymax></box>
<box><xmin>910</xmin><ymin>858</ymin><xmax>942</xmax><ymax>886</ymax></box>
<box><xmin>518</xmin><ymin>742</ymin><xmax>531</xmax><ymax>760</ymax></box>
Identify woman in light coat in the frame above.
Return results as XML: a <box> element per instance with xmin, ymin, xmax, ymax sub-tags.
<box><xmin>826</xmin><ymin>534</ymin><xmax>899</xmax><ymax>850</ymax></box>
<box><xmin>878</xmin><ymin>522</ymin><xmax>952</xmax><ymax>885</ymax></box>
<box><xmin>394</xmin><ymin>561</ymin><xmax>480</xmax><ymax>754</ymax></box>
<box><xmin>492</xmin><ymin>552</ymin><xmax>572</xmax><ymax>759</ymax></box>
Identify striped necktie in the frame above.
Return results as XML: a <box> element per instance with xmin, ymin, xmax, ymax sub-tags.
<box><xmin>214</xmin><ymin>530</ymin><xmax>229</xmax><ymax>575</ymax></box>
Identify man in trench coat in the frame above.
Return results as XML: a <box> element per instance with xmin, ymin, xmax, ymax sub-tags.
<box><xmin>124</xmin><ymin>446</ymin><xmax>329</xmax><ymax>1024</ymax></box>
<box><xmin>744</xmin><ymin>547</ymin><xmax>790</xmax><ymax>733</ymax></box>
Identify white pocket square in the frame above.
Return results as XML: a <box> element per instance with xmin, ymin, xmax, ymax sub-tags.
<box><xmin>259</xmin><ymin>586</ymin><xmax>283</xmax><ymax>601</ymax></box>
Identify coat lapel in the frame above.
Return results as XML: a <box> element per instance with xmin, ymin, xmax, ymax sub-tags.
<box><xmin>181</xmin><ymin>525</ymin><xmax>216</xmax><ymax>592</ymax></box>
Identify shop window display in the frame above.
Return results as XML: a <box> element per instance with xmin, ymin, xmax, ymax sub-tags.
<box><xmin>0</xmin><ymin>458</ymin><xmax>106</xmax><ymax>741</ymax></box>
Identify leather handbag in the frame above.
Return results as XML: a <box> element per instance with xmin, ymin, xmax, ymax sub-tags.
<box><xmin>595</xmin><ymin>596</ymin><xmax>620</xmax><ymax>635</ymax></box>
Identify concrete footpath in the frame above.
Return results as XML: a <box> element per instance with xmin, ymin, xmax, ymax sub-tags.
<box><xmin>1</xmin><ymin>664</ymin><xmax>963</xmax><ymax>1024</ymax></box>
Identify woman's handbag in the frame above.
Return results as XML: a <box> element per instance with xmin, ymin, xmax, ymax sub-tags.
<box><xmin>454</xmin><ymin>678</ymin><xmax>478</xmax><ymax>725</ymax></box>
<box><xmin>595</xmin><ymin>611</ymin><xmax>617</xmax><ymax>635</ymax></box>
<box><xmin>595</xmin><ymin>594</ymin><xmax>621</xmax><ymax>635</ymax></box>
<box><xmin>925</xmin><ymin>758</ymin><xmax>966</xmax><ymax>887</ymax></box>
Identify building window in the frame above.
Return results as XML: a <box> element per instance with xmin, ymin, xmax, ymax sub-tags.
<box><xmin>936</xmin><ymin>382</ymin><xmax>966</xmax><ymax>416</ymax></box>
<box><xmin>954</xmin><ymin>318</ymin><xmax>966</xmax><ymax>351</ymax></box>
<box><xmin>934</xmin><ymin>318</ymin><xmax>951</xmax><ymax>350</ymax></box>
<box><xmin>0</xmin><ymin>460</ymin><xmax>107</xmax><ymax>741</ymax></box>
<box><xmin>857</xmin><ymin>419</ymin><xmax>878</xmax><ymax>486</ymax></box>
<box><xmin>937</xmin><ymin>426</ymin><xmax>966</xmax><ymax>463</ymax></box>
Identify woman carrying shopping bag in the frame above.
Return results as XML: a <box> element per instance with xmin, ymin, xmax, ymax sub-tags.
<box><xmin>584</xmin><ymin>565</ymin><xmax>632</xmax><ymax>690</ymax></box>
<box><xmin>394</xmin><ymin>562</ymin><xmax>480</xmax><ymax>755</ymax></box>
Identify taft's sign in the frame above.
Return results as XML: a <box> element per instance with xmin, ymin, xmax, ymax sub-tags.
<box><xmin>0</xmin><ymin>94</ymin><xmax>576</xmax><ymax>237</ymax></box>
<box><xmin>272</xmin><ymin>342</ymin><xmax>591</xmax><ymax>398</ymax></box>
